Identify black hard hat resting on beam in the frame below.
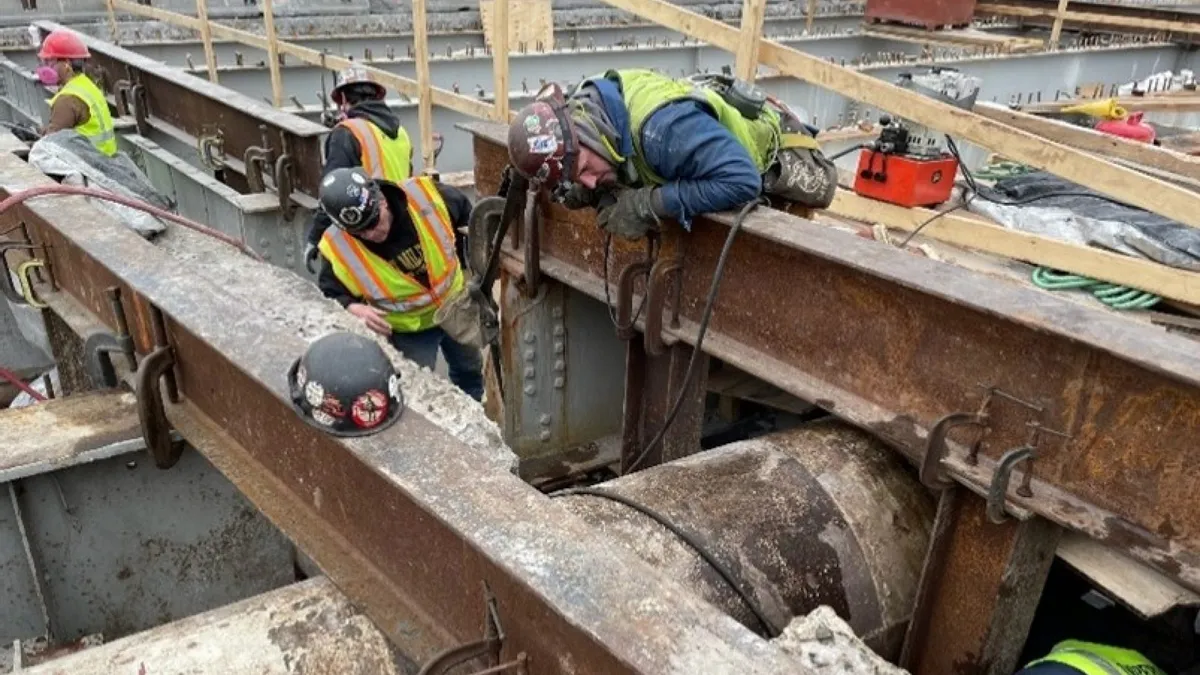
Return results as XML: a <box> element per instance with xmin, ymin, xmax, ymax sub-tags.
<box><xmin>287</xmin><ymin>331</ymin><xmax>405</xmax><ymax>437</ymax></box>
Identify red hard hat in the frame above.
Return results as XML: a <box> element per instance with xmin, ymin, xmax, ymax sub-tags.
<box><xmin>38</xmin><ymin>29</ymin><xmax>90</xmax><ymax>60</ymax></box>
<box><xmin>507</xmin><ymin>84</ymin><xmax>578</xmax><ymax>187</ymax></box>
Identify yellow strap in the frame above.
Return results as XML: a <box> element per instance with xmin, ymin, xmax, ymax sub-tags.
<box><xmin>780</xmin><ymin>132</ymin><xmax>820</xmax><ymax>151</ymax></box>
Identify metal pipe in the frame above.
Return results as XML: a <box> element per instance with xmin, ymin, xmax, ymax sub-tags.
<box><xmin>557</xmin><ymin>419</ymin><xmax>936</xmax><ymax>660</ymax></box>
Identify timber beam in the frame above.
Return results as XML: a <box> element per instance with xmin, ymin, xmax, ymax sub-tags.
<box><xmin>469</xmin><ymin>122</ymin><xmax>1200</xmax><ymax>595</ymax></box>
<box><xmin>0</xmin><ymin>146</ymin><xmax>817</xmax><ymax>674</ymax></box>
<box><xmin>976</xmin><ymin>0</ymin><xmax>1200</xmax><ymax>36</ymax></box>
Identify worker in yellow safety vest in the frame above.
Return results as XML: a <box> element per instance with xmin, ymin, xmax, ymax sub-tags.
<box><xmin>1016</xmin><ymin>640</ymin><xmax>1166</xmax><ymax>675</ymax></box>
<box><xmin>305</xmin><ymin>66</ymin><xmax>415</xmax><ymax>273</ymax></box>
<box><xmin>37</xmin><ymin>29</ymin><xmax>117</xmax><ymax>157</ymax></box>
<box><xmin>314</xmin><ymin>167</ymin><xmax>483</xmax><ymax>402</ymax></box>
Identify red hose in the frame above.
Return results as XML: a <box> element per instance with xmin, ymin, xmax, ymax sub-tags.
<box><xmin>0</xmin><ymin>184</ymin><xmax>265</xmax><ymax>261</ymax></box>
<box><xmin>0</xmin><ymin>365</ymin><xmax>46</xmax><ymax>402</ymax></box>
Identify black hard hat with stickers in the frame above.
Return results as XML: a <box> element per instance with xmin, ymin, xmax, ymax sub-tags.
<box><xmin>319</xmin><ymin>167</ymin><xmax>384</xmax><ymax>234</ymax></box>
<box><xmin>287</xmin><ymin>332</ymin><xmax>405</xmax><ymax>437</ymax></box>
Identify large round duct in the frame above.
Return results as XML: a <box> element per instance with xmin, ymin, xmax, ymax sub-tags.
<box><xmin>557</xmin><ymin>420</ymin><xmax>934</xmax><ymax>659</ymax></box>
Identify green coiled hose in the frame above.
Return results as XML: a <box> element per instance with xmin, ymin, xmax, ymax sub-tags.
<box><xmin>1031</xmin><ymin>267</ymin><xmax>1160</xmax><ymax>310</ymax></box>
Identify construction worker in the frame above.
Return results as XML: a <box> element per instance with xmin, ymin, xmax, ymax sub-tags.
<box><xmin>304</xmin><ymin>66</ymin><xmax>414</xmax><ymax>273</ymax></box>
<box><xmin>315</xmin><ymin>167</ymin><xmax>483</xmax><ymax>402</ymax></box>
<box><xmin>505</xmin><ymin>68</ymin><xmax>835</xmax><ymax>240</ymax></box>
<box><xmin>37</xmin><ymin>29</ymin><xmax>116</xmax><ymax>157</ymax></box>
<box><xmin>1015</xmin><ymin>640</ymin><xmax>1166</xmax><ymax>675</ymax></box>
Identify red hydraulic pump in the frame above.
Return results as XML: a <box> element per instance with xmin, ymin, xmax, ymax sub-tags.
<box><xmin>851</xmin><ymin>68</ymin><xmax>979</xmax><ymax>208</ymax></box>
<box><xmin>852</xmin><ymin>117</ymin><xmax>959</xmax><ymax>208</ymax></box>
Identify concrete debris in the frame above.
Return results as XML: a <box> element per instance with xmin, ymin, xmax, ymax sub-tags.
<box><xmin>773</xmin><ymin>606</ymin><xmax>910</xmax><ymax>675</ymax></box>
<box><xmin>152</xmin><ymin>224</ymin><xmax>517</xmax><ymax>475</ymax></box>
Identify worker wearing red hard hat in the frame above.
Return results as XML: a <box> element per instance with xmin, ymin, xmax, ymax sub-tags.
<box><xmin>37</xmin><ymin>28</ymin><xmax>116</xmax><ymax>157</ymax></box>
<box><xmin>303</xmin><ymin>66</ymin><xmax>415</xmax><ymax>274</ymax></box>
<box><xmin>505</xmin><ymin>69</ymin><xmax>835</xmax><ymax>241</ymax></box>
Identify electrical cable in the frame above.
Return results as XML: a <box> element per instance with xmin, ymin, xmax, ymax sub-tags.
<box><xmin>624</xmin><ymin>198</ymin><xmax>763</xmax><ymax>475</ymax></box>
<box><xmin>0</xmin><ymin>365</ymin><xmax>47</xmax><ymax>402</ymax></box>
<box><xmin>0</xmin><ymin>184</ymin><xmax>264</xmax><ymax>261</ymax></box>
<box><xmin>826</xmin><ymin>143</ymin><xmax>868</xmax><ymax>161</ymax></box>
<box><xmin>550</xmin><ymin>485</ymin><xmax>785</xmax><ymax>638</ymax></box>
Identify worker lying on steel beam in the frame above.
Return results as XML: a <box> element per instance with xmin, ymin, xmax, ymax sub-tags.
<box><xmin>304</xmin><ymin>67</ymin><xmax>415</xmax><ymax>274</ymax></box>
<box><xmin>1015</xmin><ymin>640</ymin><xmax>1166</xmax><ymax>675</ymax></box>
<box><xmin>314</xmin><ymin>167</ymin><xmax>484</xmax><ymax>402</ymax></box>
<box><xmin>505</xmin><ymin>69</ymin><xmax>836</xmax><ymax>240</ymax></box>
<box><xmin>36</xmin><ymin>29</ymin><xmax>116</xmax><ymax>157</ymax></box>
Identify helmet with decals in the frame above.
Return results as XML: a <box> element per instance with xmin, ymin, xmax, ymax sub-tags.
<box><xmin>287</xmin><ymin>331</ymin><xmax>405</xmax><ymax>437</ymax></box>
<box><xmin>506</xmin><ymin>83</ymin><xmax>578</xmax><ymax>188</ymax></box>
<box><xmin>319</xmin><ymin>167</ymin><xmax>383</xmax><ymax>233</ymax></box>
<box><xmin>331</xmin><ymin>66</ymin><xmax>386</xmax><ymax>105</ymax></box>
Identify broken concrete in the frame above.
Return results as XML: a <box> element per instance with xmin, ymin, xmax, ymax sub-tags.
<box><xmin>774</xmin><ymin>606</ymin><xmax>910</xmax><ymax>675</ymax></box>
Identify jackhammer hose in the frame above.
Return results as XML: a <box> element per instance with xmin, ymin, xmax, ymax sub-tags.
<box><xmin>0</xmin><ymin>185</ymin><xmax>265</xmax><ymax>262</ymax></box>
<box><xmin>0</xmin><ymin>365</ymin><xmax>47</xmax><ymax>402</ymax></box>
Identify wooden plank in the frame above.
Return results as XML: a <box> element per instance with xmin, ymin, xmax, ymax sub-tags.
<box><xmin>734</xmin><ymin>0</ymin><xmax>768</xmax><ymax>81</ymax></box>
<box><xmin>977</xmin><ymin>2</ymin><xmax>1200</xmax><ymax>35</ymax></box>
<box><xmin>0</xmin><ymin>390</ymin><xmax>141</xmax><ymax>482</ymax></box>
<box><xmin>413</xmin><ymin>0</ymin><xmax>435</xmax><ymax>170</ymax></box>
<box><xmin>828</xmin><ymin>189</ymin><xmax>1200</xmax><ymax>306</ymax></box>
<box><xmin>595</xmin><ymin>0</ymin><xmax>1200</xmax><ymax>230</ymax></box>
<box><xmin>1058</xmin><ymin>532</ymin><xmax>1200</xmax><ymax>619</ymax></box>
<box><xmin>805</xmin><ymin>0</ymin><xmax>816</xmax><ymax>32</ymax></box>
<box><xmin>110</xmin><ymin>0</ymin><xmax>501</xmax><ymax>121</ymax></box>
<box><xmin>104</xmin><ymin>0</ymin><xmax>118</xmax><ymax>43</ymax></box>
<box><xmin>863</xmin><ymin>24</ymin><xmax>1043</xmax><ymax>52</ymax></box>
<box><xmin>490</xmin><ymin>0</ymin><xmax>510</xmax><ymax>120</ymax></box>
<box><xmin>1049</xmin><ymin>0</ymin><xmax>1070</xmax><ymax>44</ymax></box>
<box><xmin>479</xmin><ymin>0</ymin><xmax>553</xmax><ymax>51</ymax></box>
<box><xmin>974</xmin><ymin>102</ymin><xmax>1200</xmax><ymax>179</ymax></box>
<box><xmin>1019</xmin><ymin>96</ymin><xmax>1200</xmax><ymax>114</ymax></box>
<box><xmin>261</xmin><ymin>0</ymin><xmax>283</xmax><ymax>107</ymax></box>
<box><xmin>196</xmin><ymin>0</ymin><xmax>219</xmax><ymax>83</ymax></box>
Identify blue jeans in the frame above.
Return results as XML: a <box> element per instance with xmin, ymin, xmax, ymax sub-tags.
<box><xmin>388</xmin><ymin>327</ymin><xmax>484</xmax><ymax>401</ymax></box>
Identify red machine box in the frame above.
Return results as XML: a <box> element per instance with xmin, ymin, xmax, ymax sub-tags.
<box><xmin>853</xmin><ymin>150</ymin><xmax>958</xmax><ymax>208</ymax></box>
<box><xmin>864</xmin><ymin>0</ymin><xmax>978</xmax><ymax>30</ymax></box>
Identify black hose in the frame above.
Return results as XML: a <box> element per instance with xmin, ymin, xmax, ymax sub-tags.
<box><xmin>551</xmin><ymin>485</ymin><xmax>785</xmax><ymax>638</ymax></box>
<box><xmin>625</xmin><ymin>198</ymin><xmax>763</xmax><ymax>474</ymax></box>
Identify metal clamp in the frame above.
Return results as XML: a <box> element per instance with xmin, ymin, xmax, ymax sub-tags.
<box><xmin>0</xmin><ymin>241</ymin><xmax>37</xmax><ymax>305</ymax></box>
<box><xmin>418</xmin><ymin>583</ymin><xmax>507</xmax><ymax>675</ymax></box>
<box><xmin>16</xmin><ymin>260</ymin><xmax>46</xmax><ymax>308</ymax></box>
<box><xmin>644</xmin><ymin>257</ymin><xmax>682</xmax><ymax>357</ymax></box>
<box><xmin>614</xmin><ymin>260</ymin><xmax>651</xmax><ymax>340</ymax></box>
<box><xmin>966</xmin><ymin>385</ymin><xmax>1045</xmax><ymax>465</ymax></box>
<box><xmin>113</xmin><ymin>79</ymin><xmax>133</xmax><ymax>117</ymax></box>
<box><xmin>919</xmin><ymin>411</ymin><xmax>986</xmax><ymax>490</ymax></box>
<box><xmin>521</xmin><ymin>182</ymin><xmax>541</xmax><ymax>298</ymax></box>
<box><xmin>135</xmin><ymin>307</ymin><xmax>183</xmax><ymax>469</ymax></box>
<box><xmin>85</xmin><ymin>287</ymin><xmax>138</xmax><ymax>388</ymax></box>
<box><xmin>986</xmin><ymin>446</ymin><xmax>1033</xmax><ymax>524</ymax></box>
<box><xmin>244</xmin><ymin>125</ymin><xmax>276</xmax><ymax>194</ymax></box>
<box><xmin>130</xmin><ymin>84</ymin><xmax>150</xmax><ymax>137</ymax></box>
<box><xmin>275</xmin><ymin>153</ymin><xmax>296</xmax><ymax>220</ymax></box>
<box><xmin>197</xmin><ymin>127</ymin><xmax>226</xmax><ymax>172</ymax></box>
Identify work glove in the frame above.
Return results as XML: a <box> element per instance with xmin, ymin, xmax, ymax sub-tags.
<box><xmin>304</xmin><ymin>241</ymin><xmax>320</xmax><ymax>275</ymax></box>
<box><xmin>597</xmin><ymin>187</ymin><xmax>662</xmax><ymax>241</ymax></box>
<box><xmin>558</xmin><ymin>182</ymin><xmax>596</xmax><ymax>210</ymax></box>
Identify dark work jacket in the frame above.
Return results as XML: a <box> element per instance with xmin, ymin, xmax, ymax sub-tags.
<box><xmin>306</xmin><ymin>100</ymin><xmax>411</xmax><ymax>246</ymax></box>
<box><xmin>317</xmin><ymin>181</ymin><xmax>472</xmax><ymax>308</ymax></box>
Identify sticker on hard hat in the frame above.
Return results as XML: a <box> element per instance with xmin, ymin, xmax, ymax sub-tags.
<box><xmin>346</xmin><ymin>183</ymin><xmax>362</xmax><ymax>199</ymax></box>
<box><xmin>388</xmin><ymin>374</ymin><xmax>402</xmax><ymax>400</ymax></box>
<box><xmin>296</xmin><ymin>364</ymin><xmax>308</xmax><ymax>387</ymax></box>
<box><xmin>528</xmin><ymin>134</ymin><xmax>557</xmax><ymax>154</ymax></box>
<box><xmin>311</xmin><ymin>408</ymin><xmax>335</xmax><ymax>426</ymax></box>
<box><xmin>305</xmin><ymin>381</ymin><xmax>325</xmax><ymax>407</ymax></box>
<box><xmin>351</xmin><ymin>390</ymin><xmax>389</xmax><ymax>428</ymax></box>
<box><xmin>339</xmin><ymin>206</ymin><xmax>363</xmax><ymax>226</ymax></box>
<box><xmin>524</xmin><ymin>115</ymin><xmax>542</xmax><ymax>133</ymax></box>
<box><xmin>320</xmin><ymin>394</ymin><xmax>346</xmax><ymax>418</ymax></box>
<box><xmin>351</xmin><ymin>172</ymin><xmax>367</xmax><ymax>185</ymax></box>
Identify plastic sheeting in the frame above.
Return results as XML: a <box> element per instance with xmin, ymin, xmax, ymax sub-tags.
<box><xmin>27</xmin><ymin>130</ymin><xmax>173</xmax><ymax>239</ymax></box>
<box><xmin>969</xmin><ymin>171</ymin><xmax>1200</xmax><ymax>272</ymax></box>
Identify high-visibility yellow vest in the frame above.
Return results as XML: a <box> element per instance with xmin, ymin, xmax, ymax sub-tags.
<box><xmin>1025</xmin><ymin>640</ymin><xmax>1165</xmax><ymax>675</ymax></box>
<box><xmin>336</xmin><ymin>117</ymin><xmax>412</xmax><ymax>182</ymax></box>
<box><xmin>318</xmin><ymin>175</ymin><xmax>463</xmax><ymax>333</ymax></box>
<box><xmin>48</xmin><ymin>73</ymin><xmax>117</xmax><ymax>157</ymax></box>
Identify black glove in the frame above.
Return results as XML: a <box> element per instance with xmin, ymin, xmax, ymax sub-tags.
<box><xmin>559</xmin><ymin>182</ymin><xmax>596</xmax><ymax>210</ymax></box>
<box><xmin>304</xmin><ymin>242</ymin><xmax>320</xmax><ymax>275</ymax></box>
<box><xmin>596</xmin><ymin>187</ymin><xmax>662</xmax><ymax>241</ymax></box>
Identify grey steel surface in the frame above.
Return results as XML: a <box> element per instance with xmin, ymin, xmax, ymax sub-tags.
<box><xmin>0</xmin><ymin>446</ymin><xmax>294</xmax><ymax>644</ymax></box>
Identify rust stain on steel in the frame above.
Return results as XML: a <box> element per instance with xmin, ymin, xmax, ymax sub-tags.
<box><xmin>468</xmin><ymin>125</ymin><xmax>1200</xmax><ymax>590</ymax></box>
<box><xmin>904</xmin><ymin>493</ymin><xmax>1060</xmax><ymax>675</ymax></box>
<box><xmin>6</xmin><ymin>153</ymin><xmax>820</xmax><ymax>675</ymax></box>
<box><xmin>43</xmin><ymin>22</ymin><xmax>327</xmax><ymax>198</ymax></box>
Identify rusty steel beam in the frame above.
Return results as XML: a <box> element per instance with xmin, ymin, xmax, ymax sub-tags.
<box><xmin>467</xmin><ymin>121</ymin><xmax>1200</xmax><ymax>594</ymax></box>
<box><xmin>35</xmin><ymin>21</ymin><xmax>327</xmax><ymax>198</ymax></box>
<box><xmin>0</xmin><ymin>151</ymin><xmax>818</xmax><ymax>673</ymax></box>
